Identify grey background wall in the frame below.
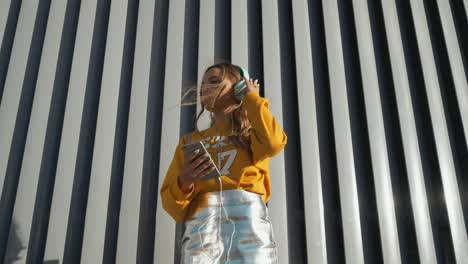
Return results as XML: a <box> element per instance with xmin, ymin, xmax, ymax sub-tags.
<box><xmin>0</xmin><ymin>0</ymin><xmax>467</xmax><ymax>263</ymax></box>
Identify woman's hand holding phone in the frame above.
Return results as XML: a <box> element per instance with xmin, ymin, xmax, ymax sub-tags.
<box><xmin>177</xmin><ymin>149</ymin><xmax>217</xmax><ymax>193</ymax></box>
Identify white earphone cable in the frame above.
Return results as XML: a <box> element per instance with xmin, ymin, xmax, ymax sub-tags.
<box><xmin>197</xmin><ymin>112</ymin><xmax>237</xmax><ymax>263</ymax></box>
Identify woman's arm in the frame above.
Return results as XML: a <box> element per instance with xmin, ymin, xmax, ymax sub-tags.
<box><xmin>159</xmin><ymin>137</ymin><xmax>196</xmax><ymax>222</ymax></box>
<box><xmin>242</xmin><ymin>90</ymin><xmax>288</xmax><ymax>163</ymax></box>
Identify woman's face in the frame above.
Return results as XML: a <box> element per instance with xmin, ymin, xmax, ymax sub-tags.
<box><xmin>201</xmin><ymin>67</ymin><xmax>237</xmax><ymax>112</ymax></box>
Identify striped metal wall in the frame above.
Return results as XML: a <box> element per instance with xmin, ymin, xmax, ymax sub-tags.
<box><xmin>0</xmin><ymin>0</ymin><xmax>467</xmax><ymax>263</ymax></box>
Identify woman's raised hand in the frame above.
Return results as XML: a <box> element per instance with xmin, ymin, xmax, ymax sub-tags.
<box><xmin>177</xmin><ymin>149</ymin><xmax>216</xmax><ymax>193</ymax></box>
<box><xmin>243</xmin><ymin>76</ymin><xmax>260</xmax><ymax>95</ymax></box>
<box><xmin>224</xmin><ymin>77</ymin><xmax>260</xmax><ymax>114</ymax></box>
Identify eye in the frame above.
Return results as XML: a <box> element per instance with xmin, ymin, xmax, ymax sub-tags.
<box><xmin>202</xmin><ymin>76</ymin><xmax>222</xmax><ymax>85</ymax></box>
<box><xmin>202</xmin><ymin>81</ymin><xmax>220</xmax><ymax>87</ymax></box>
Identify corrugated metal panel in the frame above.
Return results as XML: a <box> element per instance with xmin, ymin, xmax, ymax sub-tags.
<box><xmin>352</xmin><ymin>0</ymin><xmax>401</xmax><ymax>262</ymax></box>
<box><xmin>0</xmin><ymin>0</ymin><xmax>467</xmax><ymax>263</ymax></box>
<box><xmin>291</xmin><ymin>0</ymin><xmax>327</xmax><ymax>263</ymax></box>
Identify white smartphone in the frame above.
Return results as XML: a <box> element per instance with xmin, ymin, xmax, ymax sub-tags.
<box><xmin>182</xmin><ymin>141</ymin><xmax>221</xmax><ymax>180</ymax></box>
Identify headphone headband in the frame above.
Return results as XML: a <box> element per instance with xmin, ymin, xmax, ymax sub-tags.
<box><xmin>237</xmin><ymin>65</ymin><xmax>250</xmax><ymax>79</ymax></box>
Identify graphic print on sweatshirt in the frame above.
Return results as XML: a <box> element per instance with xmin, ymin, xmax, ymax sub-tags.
<box><xmin>201</xmin><ymin>135</ymin><xmax>238</xmax><ymax>176</ymax></box>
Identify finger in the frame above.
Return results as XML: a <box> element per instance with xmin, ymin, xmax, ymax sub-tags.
<box><xmin>193</xmin><ymin>162</ymin><xmax>215</xmax><ymax>178</ymax></box>
<box><xmin>189</xmin><ymin>153</ymin><xmax>204</xmax><ymax>170</ymax></box>
<box><xmin>191</xmin><ymin>153</ymin><xmax>210</xmax><ymax>169</ymax></box>
<box><xmin>197</xmin><ymin>161</ymin><xmax>214</xmax><ymax>174</ymax></box>
<box><xmin>195</xmin><ymin>153</ymin><xmax>210</xmax><ymax>165</ymax></box>
<box><xmin>190</xmin><ymin>149</ymin><xmax>200</xmax><ymax>159</ymax></box>
<box><xmin>198</xmin><ymin>166</ymin><xmax>217</xmax><ymax>179</ymax></box>
<box><xmin>196</xmin><ymin>157</ymin><xmax>212</xmax><ymax>171</ymax></box>
<box><xmin>189</xmin><ymin>149</ymin><xmax>202</xmax><ymax>162</ymax></box>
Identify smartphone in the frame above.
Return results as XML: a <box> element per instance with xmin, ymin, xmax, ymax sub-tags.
<box><xmin>182</xmin><ymin>141</ymin><xmax>221</xmax><ymax>180</ymax></box>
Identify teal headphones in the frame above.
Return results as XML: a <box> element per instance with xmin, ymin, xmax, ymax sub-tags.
<box><xmin>233</xmin><ymin>65</ymin><xmax>250</xmax><ymax>102</ymax></box>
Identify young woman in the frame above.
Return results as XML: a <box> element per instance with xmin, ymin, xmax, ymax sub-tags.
<box><xmin>160</xmin><ymin>62</ymin><xmax>287</xmax><ymax>263</ymax></box>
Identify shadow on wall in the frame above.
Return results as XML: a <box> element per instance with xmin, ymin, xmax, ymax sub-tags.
<box><xmin>4</xmin><ymin>220</ymin><xmax>25</xmax><ymax>263</ymax></box>
<box><xmin>4</xmin><ymin>220</ymin><xmax>59</xmax><ymax>263</ymax></box>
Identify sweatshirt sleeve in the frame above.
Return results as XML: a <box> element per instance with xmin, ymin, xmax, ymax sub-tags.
<box><xmin>159</xmin><ymin>135</ymin><xmax>196</xmax><ymax>222</ymax></box>
<box><xmin>242</xmin><ymin>90</ymin><xmax>288</xmax><ymax>163</ymax></box>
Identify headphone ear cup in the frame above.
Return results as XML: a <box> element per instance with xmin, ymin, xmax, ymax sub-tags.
<box><xmin>233</xmin><ymin>81</ymin><xmax>247</xmax><ymax>101</ymax></box>
<box><xmin>233</xmin><ymin>65</ymin><xmax>250</xmax><ymax>101</ymax></box>
<box><xmin>235</xmin><ymin>65</ymin><xmax>250</xmax><ymax>86</ymax></box>
<box><xmin>234</xmin><ymin>80</ymin><xmax>246</xmax><ymax>92</ymax></box>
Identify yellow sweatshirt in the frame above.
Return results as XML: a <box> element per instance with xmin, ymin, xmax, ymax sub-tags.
<box><xmin>160</xmin><ymin>90</ymin><xmax>288</xmax><ymax>222</ymax></box>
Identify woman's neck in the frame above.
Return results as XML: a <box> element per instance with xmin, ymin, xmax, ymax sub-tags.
<box><xmin>213</xmin><ymin>111</ymin><xmax>232</xmax><ymax>133</ymax></box>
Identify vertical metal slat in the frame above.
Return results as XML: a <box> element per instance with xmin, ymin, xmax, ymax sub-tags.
<box><xmin>291</xmin><ymin>0</ymin><xmax>327</xmax><ymax>263</ymax></box>
<box><xmin>196</xmin><ymin>0</ymin><xmax>216</xmax><ymax>131</ymax></box>
<box><xmin>153</xmin><ymin>1</ymin><xmax>185</xmax><ymax>263</ymax></box>
<box><xmin>260</xmin><ymin>1</ymin><xmax>290</xmax><ymax>263</ymax></box>
<box><xmin>0</xmin><ymin>0</ymin><xmax>11</xmax><ymax>49</ymax></box>
<box><xmin>80</xmin><ymin>0</ymin><xmax>129</xmax><ymax>262</ymax></box>
<box><xmin>407</xmin><ymin>0</ymin><xmax>468</xmax><ymax>262</ymax></box>
<box><xmin>435</xmin><ymin>0</ymin><xmax>468</xmax><ymax>148</ymax></box>
<box><xmin>0</xmin><ymin>0</ymin><xmax>40</xmax><ymax>217</ymax></box>
<box><xmin>115</xmin><ymin>0</ymin><xmax>155</xmax><ymax>262</ymax></box>
<box><xmin>231</xmin><ymin>0</ymin><xmax>248</xmax><ymax>67</ymax></box>
<box><xmin>381</xmin><ymin>0</ymin><xmax>438</xmax><ymax>262</ymax></box>
<box><xmin>4</xmin><ymin>0</ymin><xmax>66</xmax><ymax>261</ymax></box>
<box><xmin>351</xmin><ymin>0</ymin><xmax>402</xmax><ymax>263</ymax></box>
<box><xmin>43</xmin><ymin>0</ymin><xmax>98</xmax><ymax>261</ymax></box>
<box><xmin>322</xmin><ymin>0</ymin><xmax>365</xmax><ymax>262</ymax></box>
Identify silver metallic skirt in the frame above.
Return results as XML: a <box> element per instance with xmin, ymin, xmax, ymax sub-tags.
<box><xmin>181</xmin><ymin>189</ymin><xmax>278</xmax><ymax>264</ymax></box>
